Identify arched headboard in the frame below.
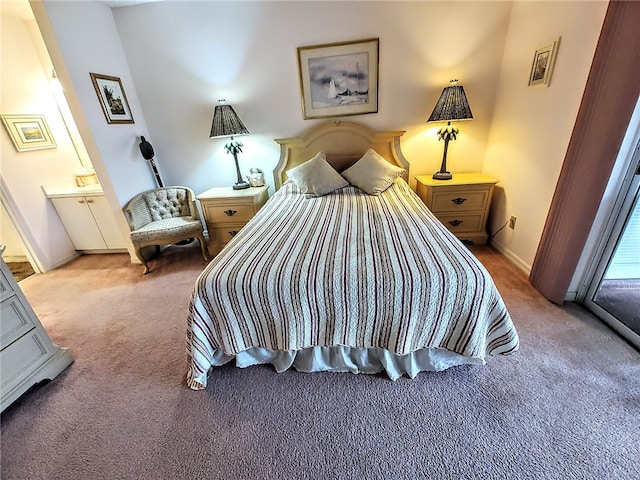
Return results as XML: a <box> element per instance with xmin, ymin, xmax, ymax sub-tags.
<box><xmin>273</xmin><ymin>121</ymin><xmax>409</xmax><ymax>190</ymax></box>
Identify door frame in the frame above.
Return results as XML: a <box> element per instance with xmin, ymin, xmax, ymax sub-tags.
<box><xmin>0</xmin><ymin>177</ymin><xmax>43</xmax><ymax>274</ymax></box>
<box><xmin>579</xmin><ymin>138</ymin><xmax>640</xmax><ymax>348</ymax></box>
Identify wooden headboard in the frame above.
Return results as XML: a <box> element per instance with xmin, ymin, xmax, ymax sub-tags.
<box><xmin>273</xmin><ymin>121</ymin><xmax>409</xmax><ymax>190</ymax></box>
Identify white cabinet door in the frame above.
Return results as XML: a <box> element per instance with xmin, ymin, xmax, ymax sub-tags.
<box><xmin>50</xmin><ymin>196</ymin><xmax>107</xmax><ymax>250</ymax></box>
<box><xmin>86</xmin><ymin>196</ymin><xmax>128</xmax><ymax>249</ymax></box>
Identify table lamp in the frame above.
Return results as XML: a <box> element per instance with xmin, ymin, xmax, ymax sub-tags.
<box><xmin>427</xmin><ymin>79</ymin><xmax>473</xmax><ymax>180</ymax></box>
<box><xmin>209</xmin><ymin>101</ymin><xmax>250</xmax><ymax>190</ymax></box>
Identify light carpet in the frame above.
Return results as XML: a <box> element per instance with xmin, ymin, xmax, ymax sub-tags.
<box><xmin>1</xmin><ymin>244</ymin><xmax>638</xmax><ymax>480</ymax></box>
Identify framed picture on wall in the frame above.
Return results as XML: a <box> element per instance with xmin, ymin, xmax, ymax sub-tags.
<box><xmin>90</xmin><ymin>73</ymin><xmax>135</xmax><ymax>124</ymax></box>
<box><xmin>1</xmin><ymin>114</ymin><xmax>56</xmax><ymax>151</ymax></box>
<box><xmin>297</xmin><ymin>38</ymin><xmax>379</xmax><ymax>119</ymax></box>
<box><xmin>528</xmin><ymin>37</ymin><xmax>561</xmax><ymax>87</ymax></box>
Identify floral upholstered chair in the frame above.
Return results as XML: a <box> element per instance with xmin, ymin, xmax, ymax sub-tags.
<box><xmin>123</xmin><ymin>186</ymin><xmax>210</xmax><ymax>274</ymax></box>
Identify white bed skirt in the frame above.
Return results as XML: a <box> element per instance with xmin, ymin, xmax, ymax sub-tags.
<box><xmin>186</xmin><ymin>346</ymin><xmax>485</xmax><ymax>390</ymax></box>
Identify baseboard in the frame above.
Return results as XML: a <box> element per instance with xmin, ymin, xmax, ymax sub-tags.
<box><xmin>1</xmin><ymin>255</ymin><xmax>29</xmax><ymax>263</ymax></box>
<box><xmin>564</xmin><ymin>291</ymin><xmax>579</xmax><ymax>302</ymax></box>
<box><xmin>492</xmin><ymin>245</ymin><xmax>580</xmax><ymax>303</ymax></box>
<box><xmin>490</xmin><ymin>243</ymin><xmax>532</xmax><ymax>275</ymax></box>
<box><xmin>45</xmin><ymin>252</ymin><xmax>81</xmax><ymax>272</ymax></box>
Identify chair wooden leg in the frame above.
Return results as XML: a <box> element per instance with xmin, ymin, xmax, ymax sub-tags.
<box><xmin>134</xmin><ymin>244</ymin><xmax>150</xmax><ymax>275</ymax></box>
<box><xmin>195</xmin><ymin>233</ymin><xmax>211</xmax><ymax>261</ymax></box>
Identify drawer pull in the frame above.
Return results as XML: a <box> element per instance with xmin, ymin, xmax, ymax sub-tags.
<box><xmin>451</xmin><ymin>197</ymin><xmax>467</xmax><ymax>205</ymax></box>
<box><xmin>228</xmin><ymin>230</ymin><xmax>239</xmax><ymax>237</ymax></box>
<box><xmin>448</xmin><ymin>220</ymin><xmax>463</xmax><ymax>227</ymax></box>
<box><xmin>224</xmin><ymin>209</ymin><xmax>237</xmax><ymax>216</ymax></box>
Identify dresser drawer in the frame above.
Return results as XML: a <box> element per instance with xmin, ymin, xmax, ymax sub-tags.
<box><xmin>1</xmin><ymin>296</ymin><xmax>36</xmax><ymax>349</ymax></box>
<box><xmin>0</xmin><ymin>330</ymin><xmax>51</xmax><ymax>385</ymax></box>
<box><xmin>202</xmin><ymin>204</ymin><xmax>256</xmax><ymax>224</ymax></box>
<box><xmin>436</xmin><ymin>213</ymin><xmax>485</xmax><ymax>234</ymax></box>
<box><xmin>0</xmin><ymin>269</ymin><xmax>15</xmax><ymax>302</ymax></box>
<box><xmin>430</xmin><ymin>189</ymin><xmax>490</xmax><ymax>213</ymax></box>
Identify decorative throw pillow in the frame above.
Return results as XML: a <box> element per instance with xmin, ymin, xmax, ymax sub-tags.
<box><xmin>286</xmin><ymin>151</ymin><xmax>349</xmax><ymax>197</ymax></box>
<box><xmin>341</xmin><ymin>148</ymin><xmax>406</xmax><ymax>195</ymax></box>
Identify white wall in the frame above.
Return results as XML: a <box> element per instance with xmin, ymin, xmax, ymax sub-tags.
<box><xmin>35</xmin><ymin>1</ymin><xmax>157</xmax><ymax>203</ymax></box>
<box><xmin>484</xmin><ymin>0</ymin><xmax>609</xmax><ymax>272</ymax></box>
<box><xmin>0</xmin><ymin>13</ymin><xmax>81</xmax><ymax>270</ymax></box>
<box><xmin>5</xmin><ymin>1</ymin><xmax>612</xmax><ymax>273</ymax></box>
<box><xmin>112</xmin><ymin>0</ymin><xmax>512</xmax><ymax>196</ymax></box>
<box><xmin>31</xmin><ymin>0</ymin><xmax>161</xmax><ymax>262</ymax></box>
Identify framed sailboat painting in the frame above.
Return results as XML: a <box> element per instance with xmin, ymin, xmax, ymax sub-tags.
<box><xmin>297</xmin><ymin>38</ymin><xmax>379</xmax><ymax>119</ymax></box>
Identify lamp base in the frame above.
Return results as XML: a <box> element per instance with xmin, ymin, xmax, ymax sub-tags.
<box><xmin>433</xmin><ymin>171</ymin><xmax>453</xmax><ymax>180</ymax></box>
<box><xmin>233</xmin><ymin>181</ymin><xmax>250</xmax><ymax>190</ymax></box>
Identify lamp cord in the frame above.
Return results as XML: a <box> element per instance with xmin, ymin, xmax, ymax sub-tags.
<box><xmin>489</xmin><ymin>219</ymin><xmax>510</xmax><ymax>241</ymax></box>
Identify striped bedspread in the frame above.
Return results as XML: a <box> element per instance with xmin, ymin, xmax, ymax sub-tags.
<box><xmin>186</xmin><ymin>179</ymin><xmax>519</xmax><ymax>389</ymax></box>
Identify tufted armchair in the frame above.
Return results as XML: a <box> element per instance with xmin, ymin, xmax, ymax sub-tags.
<box><xmin>123</xmin><ymin>186</ymin><xmax>210</xmax><ymax>274</ymax></box>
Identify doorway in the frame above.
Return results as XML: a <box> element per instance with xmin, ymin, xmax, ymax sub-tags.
<box><xmin>582</xmin><ymin>143</ymin><xmax>640</xmax><ymax>349</ymax></box>
<box><xmin>0</xmin><ymin>194</ymin><xmax>39</xmax><ymax>281</ymax></box>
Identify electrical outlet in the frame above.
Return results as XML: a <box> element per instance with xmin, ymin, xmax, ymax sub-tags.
<box><xmin>509</xmin><ymin>216</ymin><xmax>517</xmax><ymax>229</ymax></box>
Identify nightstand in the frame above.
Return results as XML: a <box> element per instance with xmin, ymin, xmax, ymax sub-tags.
<box><xmin>415</xmin><ymin>173</ymin><xmax>498</xmax><ymax>245</ymax></box>
<box><xmin>197</xmin><ymin>186</ymin><xmax>269</xmax><ymax>256</ymax></box>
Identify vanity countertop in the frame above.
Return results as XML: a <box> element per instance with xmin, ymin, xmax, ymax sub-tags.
<box><xmin>42</xmin><ymin>183</ymin><xmax>104</xmax><ymax>198</ymax></box>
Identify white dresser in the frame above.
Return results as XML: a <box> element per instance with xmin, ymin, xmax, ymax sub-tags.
<box><xmin>0</xmin><ymin>248</ymin><xmax>73</xmax><ymax>412</ymax></box>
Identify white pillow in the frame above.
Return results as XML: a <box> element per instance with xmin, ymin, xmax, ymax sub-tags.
<box><xmin>341</xmin><ymin>148</ymin><xmax>406</xmax><ymax>195</ymax></box>
<box><xmin>286</xmin><ymin>151</ymin><xmax>349</xmax><ymax>197</ymax></box>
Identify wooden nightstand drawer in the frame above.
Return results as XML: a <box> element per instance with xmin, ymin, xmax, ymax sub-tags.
<box><xmin>437</xmin><ymin>213</ymin><xmax>485</xmax><ymax>234</ymax></box>
<box><xmin>202</xmin><ymin>204</ymin><xmax>255</xmax><ymax>224</ymax></box>
<box><xmin>430</xmin><ymin>189</ymin><xmax>490</xmax><ymax>212</ymax></box>
<box><xmin>208</xmin><ymin>224</ymin><xmax>246</xmax><ymax>245</ymax></box>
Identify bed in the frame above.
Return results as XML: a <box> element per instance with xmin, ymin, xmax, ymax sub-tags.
<box><xmin>186</xmin><ymin>121</ymin><xmax>518</xmax><ymax>390</ymax></box>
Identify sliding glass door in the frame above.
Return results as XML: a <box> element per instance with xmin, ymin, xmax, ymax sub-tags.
<box><xmin>583</xmin><ymin>155</ymin><xmax>640</xmax><ymax>348</ymax></box>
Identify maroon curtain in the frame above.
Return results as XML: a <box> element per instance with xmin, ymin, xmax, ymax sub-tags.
<box><xmin>529</xmin><ymin>0</ymin><xmax>640</xmax><ymax>304</ymax></box>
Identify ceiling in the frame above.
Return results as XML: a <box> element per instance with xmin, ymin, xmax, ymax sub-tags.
<box><xmin>0</xmin><ymin>0</ymin><xmax>163</xmax><ymax>21</ymax></box>
<box><xmin>98</xmin><ymin>0</ymin><xmax>164</xmax><ymax>6</ymax></box>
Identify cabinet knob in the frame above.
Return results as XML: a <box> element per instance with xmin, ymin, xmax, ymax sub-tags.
<box><xmin>448</xmin><ymin>220</ymin><xmax>463</xmax><ymax>227</ymax></box>
<box><xmin>228</xmin><ymin>230</ymin><xmax>239</xmax><ymax>237</ymax></box>
<box><xmin>86</xmin><ymin>199</ymin><xmax>93</xmax><ymax>204</ymax></box>
<box><xmin>224</xmin><ymin>209</ymin><xmax>237</xmax><ymax>216</ymax></box>
<box><xmin>451</xmin><ymin>197</ymin><xmax>467</xmax><ymax>205</ymax></box>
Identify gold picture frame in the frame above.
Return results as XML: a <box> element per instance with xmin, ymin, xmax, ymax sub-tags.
<box><xmin>528</xmin><ymin>37</ymin><xmax>561</xmax><ymax>87</ymax></box>
<box><xmin>297</xmin><ymin>38</ymin><xmax>379</xmax><ymax>119</ymax></box>
<box><xmin>1</xmin><ymin>114</ymin><xmax>56</xmax><ymax>151</ymax></box>
<box><xmin>90</xmin><ymin>73</ymin><xmax>135</xmax><ymax>124</ymax></box>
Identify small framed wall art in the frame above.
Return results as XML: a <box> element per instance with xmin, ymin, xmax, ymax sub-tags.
<box><xmin>528</xmin><ymin>37</ymin><xmax>561</xmax><ymax>87</ymax></box>
<box><xmin>297</xmin><ymin>38</ymin><xmax>379</xmax><ymax>119</ymax></box>
<box><xmin>90</xmin><ymin>73</ymin><xmax>135</xmax><ymax>124</ymax></box>
<box><xmin>1</xmin><ymin>114</ymin><xmax>56</xmax><ymax>151</ymax></box>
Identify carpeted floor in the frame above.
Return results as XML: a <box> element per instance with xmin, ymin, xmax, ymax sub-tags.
<box><xmin>1</xmin><ymin>244</ymin><xmax>639</xmax><ymax>480</ymax></box>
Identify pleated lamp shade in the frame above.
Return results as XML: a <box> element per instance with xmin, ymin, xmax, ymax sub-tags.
<box><xmin>210</xmin><ymin>104</ymin><xmax>249</xmax><ymax>139</ymax></box>
<box><xmin>427</xmin><ymin>80</ymin><xmax>473</xmax><ymax>123</ymax></box>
